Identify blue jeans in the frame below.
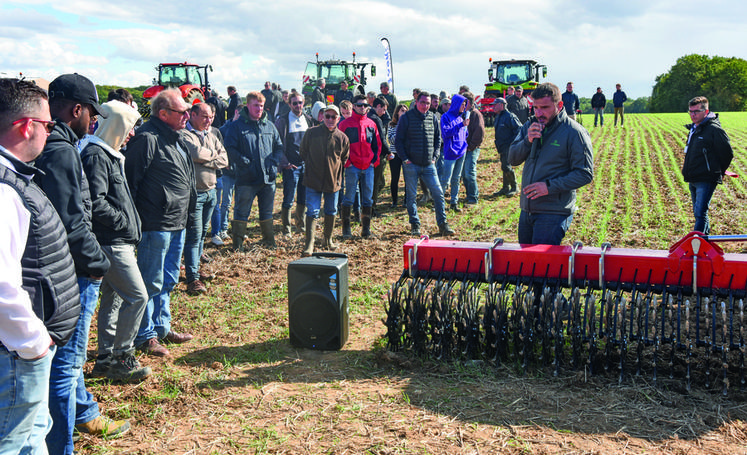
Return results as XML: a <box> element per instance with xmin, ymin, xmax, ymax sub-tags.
<box><xmin>593</xmin><ymin>107</ymin><xmax>604</xmax><ymax>126</ymax></box>
<box><xmin>461</xmin><ymin>148</ymin><xmax>480</xmax><ymax>203</ymax></box>
<box><xmin>282</xmin><ymin>166</ymin><xmax>306</xmax><ymax>209</ymax></box>
<box><xmin>234</xmin><ymin>183</ymin><xmax>276</xmax><ymax>222</ymax></box>
<box><xmin>48</xmin><ymin>277</ymin><xmax>102</xmax><ymax>455</ymax></box>
<box><xmin>218</xmin><ymin>174</ymin><xmax>235</xmax><ymax>233</ymax></box>
<box><xmin>184</xmin><ymin>189</ymin><xmax>217</xmax><ymax>283</ymax></box>
<box><xmin>342</xmin><ymin>165</ymin><xmax>373</xmax><ymax>208</ymax></box>
<box><xmin>689</xmin><ymin>181</ymin><xmax>718</xmax><ymax>235</ymax></box>
<box><xmin>518</xmin><ymin>211</ymin><xmax>573</xmax><ymax>245</ymax></box>
<box><xmin>305</xmin><ymin>188</ymin><xmax>339</xmax><ymax>218</ymax></box>
<box><xmin>403</xmin><ymin>161</ymin><xmax>446</xmax><ymax>227</ymax></box>
<box><xmin>0</xmin><ymin>345</ymin><xmax>55</xmax><ymax>455</ymax></box>
<box><xmin>135</xmin><ymin>230</ymin><xmax>186</xmax><ymax>345</ymax></box>
<box><xmin>440</xmin><ymin>156</ymin><xmax>465</xmax><ymax>205</ymax></box>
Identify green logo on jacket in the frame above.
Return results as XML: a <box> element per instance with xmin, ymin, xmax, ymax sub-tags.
<box><xmin>550</xmin><ymin>139</ymin><xmax>561</xmax><ymax>147</ymax></box>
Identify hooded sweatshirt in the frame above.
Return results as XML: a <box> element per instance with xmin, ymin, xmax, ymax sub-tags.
<box><xmin>440</xmin><ymin>93</ymin><xmax>468</xmax><ymax>160</ymax></box>
<box><xmin>80</xmin><ymin>100</ymin><xmax>142</xmax><ymax>245</ymax></box>
<box><xmin>311</xmin><ymin>101</ymin><xmax>326</xmax><ymax>125</ymax></box>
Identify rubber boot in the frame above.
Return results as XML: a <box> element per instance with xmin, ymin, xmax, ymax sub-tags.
<box><xmin>231</xmin><ymin>220</ymin><xmax>248</xmax><ymax>252</ymax></box>
<box><xmin>361</xmin><ymin>206</ymin><xmax>372</xmax><ymax>238</ymax></box>
<box><xmin>258</xmin><ymin>219</ymin><xmax>276</xmax><ymax>248</ymax></box>
<box><xmin>506</xmin><ymin>172</ymin><xmax>518</xmax><ymax>197</ymax></box>
<box><xmin>323</xmin><ymin>214</ymin><xmax>336</xmax><ymax>250</ymax></box>
<box><xmin>496</xmin><ymin>172</ymin><xmax>510</xmax><ymax>196</ymax></box>
<box><xmin>294</xmin><ymin>203</ymin><xmax>306</xmax><ymax>234</ymax></box>
<box><xmin>342</xmin><ymin>206</ymin><xmax>352</xmax><ymax>240</ymax></box>
<box><xmin>281</xmin><ymin>207</ymin><xmax>292</xmax><ymax>236</ymax></box>
<box><xmin>302</xmin><ymin>216</ymin><xmax>316</xmax><ymax>257</ymax></box>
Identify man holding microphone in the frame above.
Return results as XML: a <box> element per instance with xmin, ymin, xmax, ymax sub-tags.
<box><xmin>508</xmin><ymin>83</ymin><xmax>594</xmax><ymax>245</ymax></box>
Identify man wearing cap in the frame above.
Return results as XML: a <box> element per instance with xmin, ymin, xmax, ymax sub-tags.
<box><xmin>379</xmin><ymin>81</ymin><xmax>398</xmax><ymax>118</ymax></box>
<box><xmin>0</xmin><ymin>78</ymin><xmax>79</xmax><ymax>455</ymax></box>
<box><xmin>299</xmin><ymin>104</ymin><xmax>350</xmax><ymax>256</ymax></box>
<box><xmin>35</xmin><ymin>73</ymin><xmax>132</xmax><ymax>453</ymax></box>
<box><xmin>125</xmin><ymin>88</ymin><xmax>197</xmax><ymax>358</ymax></box>
<box><xmin>492</xmin><ymin>97</ymin><xmax>522</xmax><ymax>197</ymax></box>
<box><xmin>507</xmin><ymin>86</ymin><xmax>531</xmax><ymax>124</ymax></box>
<box><xmin>338</xmin><ymin>94</ymin><xmax>382</xmax><ymax>239</ymax></box>
<box><xmin>591</xmin><ymin>87</ymin><xmax>606</xmax><ymax>127</ymax></box>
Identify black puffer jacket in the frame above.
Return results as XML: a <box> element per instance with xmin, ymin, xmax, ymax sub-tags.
<box><xmin>681</xmin><ymin>113</ymin><xmax>733</xmax><ymax>184</ymax></box>
<box><xmin>35</xmin><ymin>120</ymin><xmax>110</xmax><ymax>277</ymax></box>
<box><xmin>394</xmin><ymin>108</ymin><xmax>441</xmax><ymax>166</ymax></box>
<box><xmin>124</xmin><ymin>116</ymin><xmax>196</xmax><ymax>232</ymax></box>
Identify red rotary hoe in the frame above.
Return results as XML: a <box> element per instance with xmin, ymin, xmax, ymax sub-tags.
<box><xmin>385</xmin><ymin>232</ymin><xmax>747</xmax><ymax>395</ymax></box>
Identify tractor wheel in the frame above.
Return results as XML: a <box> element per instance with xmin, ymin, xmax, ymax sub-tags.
<box><xmin>185</xmin><ymin>90</ymin><xmax>204</xmax><ymax>105</ymax></box>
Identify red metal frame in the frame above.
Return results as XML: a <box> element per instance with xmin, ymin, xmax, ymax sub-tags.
<box><xmin>403</xmin><ymin>232</ymin><xmax>747</xmax><ymax>293</ymax></box>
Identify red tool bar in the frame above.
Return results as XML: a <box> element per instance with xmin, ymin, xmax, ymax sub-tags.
<box><xmin>403</xmin><ymin>232</ymin><xmax>747</xmax><ymax>292</ymax></box>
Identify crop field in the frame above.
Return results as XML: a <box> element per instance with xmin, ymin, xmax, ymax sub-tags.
<box><xmin>79</xmin><ymin>112</ymin><xmax>747</xmax><ymax>454</ymax></box>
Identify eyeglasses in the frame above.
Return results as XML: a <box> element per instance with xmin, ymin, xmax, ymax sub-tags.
<box><xmin>688</xmin><ymin>108</ymin><xmax>705</xmax><ymax>114</ymax></box>
<box><xmin>354</xmin><ymin>103</ymin><xmax>369</xmax><ymax>108</ymax></box>
<box><xmin>12</xmin><ymin>117</ymin><xmax>55</xmax><ymax>133</ymax></box>
<box><xmin>166</xmin><ymin>107</ymin><xmax>190</xmax><ymax>116</ymax></box>
<box><xmin>292</xmin><ymin>101</ymin><xmax>304</xmax><ymax>106</ymax></box>
<box><xmin>324</xmin><ymin>114</ymin><xmax>338</xmax><ymax>120</ymax></box>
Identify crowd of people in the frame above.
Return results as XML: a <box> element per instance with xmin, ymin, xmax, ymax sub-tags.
<box><xmin>0</xmin><ymin>71</ymin><xmax>734</xmax><ymax>454</ymax></box>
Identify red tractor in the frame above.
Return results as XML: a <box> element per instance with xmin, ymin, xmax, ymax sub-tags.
<box><xmin>140</xmin><ymin>62</ymin><xmax>213</xmax><ymax>117</ymax></box>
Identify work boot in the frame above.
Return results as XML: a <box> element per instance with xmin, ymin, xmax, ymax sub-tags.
<box><xmin>438</xmin><ymin>222</ymin><xmax>455</xmax><ymax>237</ymax></box>
<box><xmin>302</xmin><ymin>216</ymin><xmax>317</xmax><ymax>257</ymax></box>
<box><xmin>410</xmin><ymin>223</ymin><xmax>421</xmax><ymax>237</ymax></box>
<box><xmin>259</xmin><ymin>219</ymin><xmax>276</xmax><ymax>248</ymax></box>
<box><xmin>106</xmin><ymin>353</ymin><xmax>152</xmax><ymax>383</ymax></box>
<box><xmin>496</xmin><ymin>172</ymin><xmax>510</xmax><ymax>196</ymax></box>
<box><xmin>231</xmin><ymin>220</ymin><xmax>248</xmax><ymax>252</ymax></box>
<box><xmin>281</xmin><ymin>207</ymin><xmax>292</xmax><ymax>236</ymax></box>
<box><xmin>76</xmin><ymin>416</ymin><xmax>131</xmax><ymax>438</ymax></box>
<box><xmin>90</xmin><ymin>355</ymin><xmax>113</xmax><ymax>378</ymax></box>
<box><xmin>322</xmin><ymin>214</ymin><xmax>336</xmax><ymax>250</ymax></box>
<box><xmin>294</xmin><ymin>203</ymin><xmax>306</xmax><ymax>234</ymax></box>
<box><xmin>361</xmin><ymin>206</ymin><xmax>372</xmax><ymax>238</ymax></box>
<box><xmin>506</xmin><ymin>172</ymin><xmax>518</xmax><ymax>197</ymax></box>
<box><xmin>342</xmin><ymin>206</ymin><xmax>352</xmax><ymax>240</ymax></box>
<box><xmin>137</xmin><ymin>337</ymin><xmax>170</xmax><ymax>357</ymax></box>
<box><xmin>449</xmin><ymin>203</ymin><xmax>461</xmax><ymax>213</ymax></box>
<box><xmin>352</xmin><ymin>207</ymin><xmax>361</xmax><ymax>224</ymax></box>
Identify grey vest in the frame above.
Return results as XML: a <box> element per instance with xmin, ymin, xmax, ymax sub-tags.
<box><xmin>0</xmin><ymin>150</ymin><xmax>80</xmax><ymax>345</ymax></box>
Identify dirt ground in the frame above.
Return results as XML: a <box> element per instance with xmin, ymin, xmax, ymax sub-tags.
<box><xmin>79</xmin><ymin>119</ymin><xmax>747</xmax><ymax>454</ymax></box>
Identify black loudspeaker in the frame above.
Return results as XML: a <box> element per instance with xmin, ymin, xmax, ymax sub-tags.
<box><xmin>287</xmin><ymin>252</ymin><xmax>349</xmax><ymax>350</ymax></box>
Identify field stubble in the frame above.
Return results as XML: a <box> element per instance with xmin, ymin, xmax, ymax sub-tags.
<box><xmin>80</xmin><ymin>113</ymin><xmax>747</xmax><ymax>454</ymax></box>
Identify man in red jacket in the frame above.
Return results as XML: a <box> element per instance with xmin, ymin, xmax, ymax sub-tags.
<box><xmin>338</xmin><ymin>95</ymin><xmax>381</xmax><ymax>239</ymax></box>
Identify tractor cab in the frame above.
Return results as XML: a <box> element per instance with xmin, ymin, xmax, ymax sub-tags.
<box><xmin>302</xmin><ymin>53</ymin><xmax>376</xmax><ymax>103</ymax></box>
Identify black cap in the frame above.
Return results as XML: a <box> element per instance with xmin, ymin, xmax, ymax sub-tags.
<box><xmin>48</xmin><ymin>73</ymin><xmax>107</xmax><ymax>118</ymax></box>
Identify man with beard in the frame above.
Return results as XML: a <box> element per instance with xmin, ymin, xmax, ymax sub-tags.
<box><xmin>508</xmin><ymin>83</ymin><xmax>593</xmax><ymax>245</ymax></box>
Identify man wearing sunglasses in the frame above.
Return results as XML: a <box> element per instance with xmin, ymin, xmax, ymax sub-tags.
<box><xmin>275</xmin><ymin>92</ymin><xmax>313</xmax><ymax>237</ymax></box>
<box><xmin>681</xmin><ymin>96</ymin><xmax>733</xmax><ymax>235</ymax></box>
<box><xmin>0</xmin><ymin>78</ymin><xmax>79</xmax><ymax>455</ymax></box>
<box><xmin>35</xmin><ymin>74</ymin><xmax>135</xmax><ymax>452</ymax></box>
<box><xmin>338</xmin><ymin>95</ymin><xmax>382</xmax><ymax>239</ymax></box>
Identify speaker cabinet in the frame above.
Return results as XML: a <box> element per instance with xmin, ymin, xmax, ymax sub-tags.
<box><xmin>287</xmin><ymin>253</ymin><xmax>349</xmax><ymax>350</ymax></box>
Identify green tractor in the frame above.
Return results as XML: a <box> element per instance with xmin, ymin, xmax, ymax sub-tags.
<box><xmin>140</xmin><ymin>62</ymin><xmax>213</xmax><ymax>118</ymax></box>
<box><xmin>301</xmin><ymin>53</ymin><xmax>375</xmax><ymax>105</ymax></box>
<box><xmin>479</xmin><ymin>58</ymin><xmax>547</xmax><ymax>123</ymax></box>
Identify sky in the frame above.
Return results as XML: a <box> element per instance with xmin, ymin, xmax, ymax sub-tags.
<box><xmin>2</xmin><ymin>0</ymin><xmax>747</xmax><ymax>102</ymax></box>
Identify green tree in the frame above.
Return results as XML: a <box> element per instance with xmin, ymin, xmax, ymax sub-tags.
<box><xmin>650</xmin><ymin>54</ymin><xmax>747</xmax><ymax>112</ymax></box>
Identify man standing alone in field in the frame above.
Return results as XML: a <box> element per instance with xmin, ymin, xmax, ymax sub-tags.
<box><xmin>613</xmin><ymin>83</ymin><xmax>627</xmax><ymax>126</ymax></box>
<box><xmin>508</xmin><ymin>83</ymin><xmax>594</xmax><ymax>245</ymax></box>
<box><xmin>681</xmin><ymin>96</ymin><xmax>733</xmax><ymax>235</ymax></box>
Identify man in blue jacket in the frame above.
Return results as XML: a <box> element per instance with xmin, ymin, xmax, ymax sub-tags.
<box><xmin>508</xmin><ymin>83</ymin><xmax>594</xmax><ymax>245</ymax></box>
<box><xmin>223</xmin><ymin>91</ymin><xmax>283</xmax><ymax>250</ymax></box>
<box><xmin>613</xmin><ymin>83</ymin><xmax>627</xmax><ymax>126</ymax></box>
<box><xmin>561</xmin><ymin>82</ymin><xmax>580</xmax><ymax>122</ymax></box>
<box><xmin>493</xmin><ymin>97</ymin><xmax>522</xmax><ymax>197</ymax></box>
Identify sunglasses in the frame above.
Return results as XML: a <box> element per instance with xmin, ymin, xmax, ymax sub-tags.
<box><xmin>166</xmin><ymin>107</ymin><xmax>190</xmax><ymax>116</ymax></box>
<box><xmin>324</xmin><ymin>114</ymin><xmax>338</xmax><ymax>119</ymax></box>
<box><xmin>13</xmin><ymin>117</ymin><xmax>55</xmax><ymax>133</ymax></box>
<box><xmin>354</xmin><ymin>103</ymin><xmax>369</xmax><ymax>108</ymax></box>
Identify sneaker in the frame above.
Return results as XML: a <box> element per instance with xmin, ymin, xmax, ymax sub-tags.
<box><xmin>219</xmin><ymin>230</ymin><xmax>230</xmax><ymax>240</ymax></box>
<box><xmin>138</xmin><ymin>338</ymin><xmax>170</xmax><ymax>357</ymax></box>
<box><xmin>89</xmin><ymin>355</ymin><xmax>113</xmax><ymax>378</ymax></box>
<box><xmin>76</xmin><ymin>416</ymin><xmax>131</xmax><ymax>438</ymax></box>
<box><xmin>505</xmin><ymin>188</ymin><xmax>517</xmax><ymax>197</ymax></box>
<box><xmin>164</xmin><ymin>330</ymin><xmax>194</xmax><ymax>344</ymax></box>
<box><xmin>463</xmin><ymin>200</ymin><xmax>477</xmax><ymax>206</ymax></box>
<box><xmin>210</xmin><ymin>235</ymin><xmax>224</xmax><ymax>246</ymax></box>
<box><xmin>187</xmin><ymin>279</ymin><xmax>207</xmax><ymax>295</ymax></box>
<box><xmin>106</xmin><ymin>354</ymin><xmax>152</xmax><ymax>382</ymax></box>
